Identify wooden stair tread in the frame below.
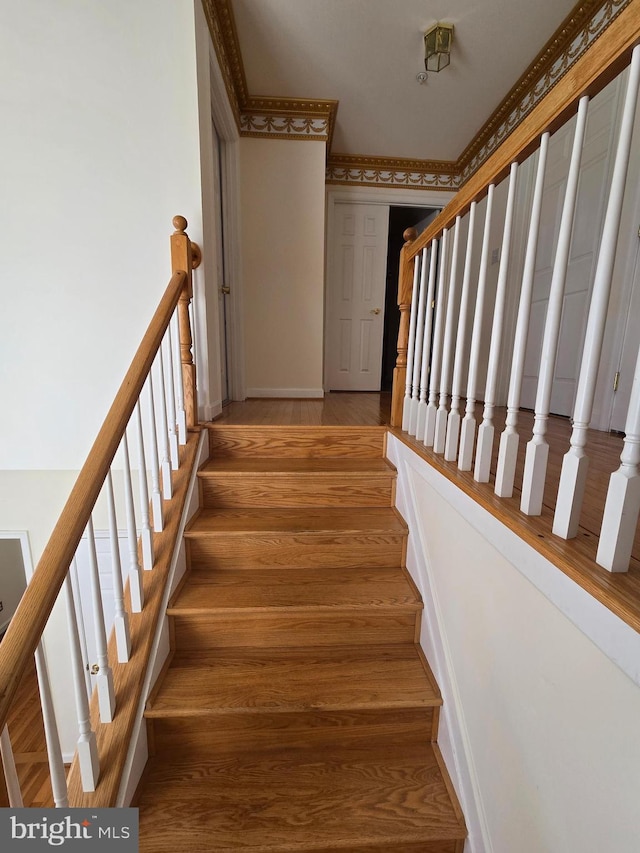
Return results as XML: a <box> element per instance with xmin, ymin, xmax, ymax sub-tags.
<box><xmin>185</xmin><ymin>507</ymin><xmax>407</xmax><ymax>535</ymax></box>
<box><xmin>146</xmin><ymin>644</ymin><xmax>440</xmax><ymax>717</ymax></box>
<box><xmin>199</xmin><ymin>458</ymin><xmax>395</xmax><ymax>475</ymax></box>
<box><xmin>169</xmin><ymin>567</ymin><xmax>421</xmax><ymax>612</ymax></box>
<box><xmin>205</xmin><ymin>425</ymin><xmax>387</xmax><ymax>459</ymax></box>
<box><xmin>137</xmin><ymin>738</ymin><xmax>466</xmax><ymax>852</ymax></box>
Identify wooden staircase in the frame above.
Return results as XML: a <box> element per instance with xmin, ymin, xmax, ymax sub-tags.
<box><xmin>136</xmin><ymin>425</ymin><xmax>467</xmax><ymax>852</ymax></box>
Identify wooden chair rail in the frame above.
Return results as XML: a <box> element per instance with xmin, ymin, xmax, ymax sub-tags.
<box><xmin>406</xmin><ymin>0</ymin><xmax>640</xmax><ymax>262</ymax></box>
<box><xmin>0</xmin><ymin>269</ymin><xmax>187</xmax><ymax>734</ymax></box>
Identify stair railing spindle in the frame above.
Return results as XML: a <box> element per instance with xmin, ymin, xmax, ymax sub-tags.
<box><xmin>34</xmin><ymin>643</ymin><xmax>69</xmax><ymax>806</ymax></box>
<box><xmin>554</xmin><ymin>47</ymin><xmax>640</xmax><ymax>539</ymax></box>
<box><xmin>416</xmin><ymin>242</ymin><xmax>439</xmax><ymax>439</ymax></box>
<box><xmin>402</xmin><ymin>254</ymin><xmax>422</xmax><ymax>432</ymax></box>
<box><xmin>85</xmin><ymin>516</ymin><xmax>116</xmax><ymax>723</ymax></box>
<box><xmin>163</xmin><ymin>332</ymin><xmax>180</xmax><ymax>468</ymax></box>
<box><xmin>495</xmin><ymin>134</ymin><xmax>550</xmax><ymax>496</ymax></box>
<box><xmin>134</xmin><ymin>400</ymin><xmax>154</xmax><ymax>569</ymax></box>
<box><xmin>459</xmin><ymin>185</ymin><xmax>495</xmax><ymax>471</ymax></box>
<box><xmin>145</xmin><ymin>375</ymin><xmax>164</xmax><ymax>531</ymax></box>
<box><xmin>597</xmin><ymin>341</ymin><xmax>640</xmax><ymax>572</ymax></box>
<box><xmin>69</xmin><ymin>557</ymin><xmax>92</xmax><ymax>699</ymax></box>
<box><xmin>434</xmin><ymin>216</ymin><xmax>463</xmax><ymax>454</ymax></box>
<box><xmin>445</xmin><ymin>202</ymin><xmax>477</xmax><ymax>461</ymax></box>
<box><xmin>154</xmin><ymin>354</ymin><xmax>173</xmax><ymax>500</ymax></box>
<box><xmin>63</xmin><ymin>575</ymin><xmax>100</xmax><ymax>792</ymax></box>
<box><xmin>521</xmin><ymin>96</ymin><xmax>590</xmax><ymax>514</ymax></box>
<box><xmin>0</xmin><ymin>726</ymin><xmax>23</xmax><ymax>807</ymax></box>
<box><xmin>121</xmin><ymin>432</ymin><xmax>144</xmax><ymax>612</ymax></box>
<box><xmin>474</xmin><ymin>162</ymin><xmax>519</xmax><ymax>482</ymax></box>
<box><xmin>408</xmin><ymin>248</ymin><xmax>430</xmax><ymax>435</ymax></box>
<box><xmin>106</xmin><ymin>470</ymin><xmax>131</xmax><ymax>662</ymax></box>
<box><xmin>424</xmin><ymin>228</ymin><xmax>450</xmax><ymax>447</ymax></box>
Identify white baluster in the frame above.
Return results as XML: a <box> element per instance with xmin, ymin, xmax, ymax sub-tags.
<box><xmin>434</xmin><ymin>216</ymin><xmax>463</xmax><ymax>454</ymax></box>
<box><xmin>402</xmin><ymin>254</ymin><xmax>422</xmax><ymax>432</ymax></box>
<box><xmin>554</xmin><ymin>48</ymin><xmax>640</xmax><ymax>538</ymax></box>
<box><xmin>134</xmin><ymin>401</ymin><xmax>154</xmax><ymax>569</ymax></box>
<box><xmin>475</xmin><ymin>163</ymin><xmax>519</xmax><ymax>482</ymax></box>
<box><xmin>85</xmin><ymin>516</ymin><xmax>115</xmax><ymax>723</ymax></box>
<box><xmin>69</xmin><ymin>557</ymin><xmax>92</xmax><ymax>699</ymax></box>
<box><xmin>145</xmin><ymin>376</ymin><xmax>164</xmax><ymax>532</ymax></box>
<box><xmin>63</xmin><ymin>575</ymin><xmax>100</xmax><ymax>792</ymax></box>
<box><xmin>424</xmin><ymin>229</ymin><xmax>450</xmax><ymax>447</ymax></box>
<box><xmin>416</xmin><ymin>242</ymin><xmax>439</xmax><ymax>439</ymax></box>
<box><xmin>122</xmin><ymin>432</ymin><xmax>144</xmax><ymax>613</ymax></box>
<box><xmin>459</xmin><ymin>185</ymin><xmax>495</xmax><ymax>470</ymax></box>
<box><xmin>521</xmin><ymin>96</ymin><xmax>590</xmax><ymax>514</ymax></box>
<box><xmin>597</xmin><ymin>343</ymin><xmax>640</xmax><ymax>572</ymax></box>
<box><xmin>106</xmin><ymin>471</ymin><xmax>131</xmax><ymax>662</ymax></box>
<box><xmin>1</xmin><ymin>726</ymin><xmax>23</xmax><ymax>806</ymax></box>
<box><xmin>408</xmin><ymin>248</ymin><xmax>430</xmax><ymax>435</ymax></box>
<box><xmin>171</xmin><ymin>311</ymin><xmax>187</xmax><ymax>445</ymax></box>
<box><xmin>445</xmin><ymin>202</ymin><xmax>477</xmax><ymax>461</ymax></box>
<box><xmin>495</xmin><ymin>134</ymin><xmax>550</xmax><ymax>496</ymax></box>
<box><xmin>163</xmin><ymin>332</ymin><xmax>180</xmax><ymax>467</ymax></box>
<box><xmin>155</xmin><ymin>355</ymin><xmax>173</xmax><ymax>499</ymax></box>
<box><xmin>33</xmin><ymin>644</ymin><xmax>69</xmax><ymax>806</ymax></box>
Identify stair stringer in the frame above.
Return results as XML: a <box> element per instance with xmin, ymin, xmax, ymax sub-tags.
<box><xmin>115</xmin><ymin>429</ymin><xmax>209</xmax><ymax>806</ymax></box>
<box><xmin>386</xmin><ymin>432</ymin><xmax>491</xmax><ymax>853</ymax></box>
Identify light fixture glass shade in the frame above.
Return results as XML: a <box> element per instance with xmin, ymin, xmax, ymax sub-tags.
<box><xmin>424</xmin><ymin>23</ymin><xmax>454</xmax><ymax>72</ymax></box>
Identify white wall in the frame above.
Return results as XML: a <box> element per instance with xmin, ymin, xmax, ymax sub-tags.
<box><xmin>388</xmin><ymin>435</ymin><xmax>640</xmax><ymax>853</ymax></box>
<box><xmin>239</xmin><ymin>137</ymin><xmax>327</xmax><ymax>397</ymax></box>
<box><xmin>0</xmin><ymin>0</ymin><xmax>208</xmax><ymax>755</ymax></box>
<box><xmin>0</xmin><ymin>0</ymin><xmax>204</xmax><ymax>471</ymax></box>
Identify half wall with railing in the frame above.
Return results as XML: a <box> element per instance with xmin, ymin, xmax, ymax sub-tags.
<box><xmin>391</xmin><ymin>3</ymin><xmax>640</xmax><ymax>578</ymax></box>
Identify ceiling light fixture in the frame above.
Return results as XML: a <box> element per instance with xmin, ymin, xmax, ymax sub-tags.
<box><xmin>424</xmin><ymin>23</ymin><xmax>454</xmax><ymax>72</ymax></box>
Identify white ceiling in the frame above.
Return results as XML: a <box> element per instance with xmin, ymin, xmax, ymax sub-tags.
<box><xmin>231</xmin><ymin>0</ymin><xmax>578</xmax><ymax>162</ymax></box>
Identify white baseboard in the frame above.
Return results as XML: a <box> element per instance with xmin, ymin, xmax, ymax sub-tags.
<box><xmin>245</xmin><ymin>388</ymin><xmax>325</xmax><ymax>399</ymax></box>
<box><xmin>201</xmin><ymin>400</ymin><xmax>222</xmax><ymax>421</ymax></box>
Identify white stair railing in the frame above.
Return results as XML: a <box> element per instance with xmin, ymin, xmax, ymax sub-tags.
<box><xmin>459</xmin><ymin>185</ymin><xmax>495</xmax><ymax>471</ymax></box>
<box><xmin>434</xmin><ymin>216</ymin><xmax>462</xmax><ymax>454</ymax></box>
<box><xmin>445</xmin><ymin>202</ymin><xmax>477</xmax><ymax>462</ymax></box>
<box><xmin>553</xmin><ymin>46</ymin><xmax>640</xmax><ymax>538</ymax></box>
<box><xmin>0</xmin><ymin>218</ymin><xmax>200</xmax><ymax>807</ymax></box>
<box><xmin>520</xmin><ymin>97</ymin><xmax>590</xmax><ymax>515</ymax></box>
<box><xmin>392</xmin><ymin>17</ymin><xmax>640</xmax><ymax>577</ymax></box>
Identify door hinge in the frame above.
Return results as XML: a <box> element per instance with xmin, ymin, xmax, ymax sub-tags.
<box><xmin>613</xmin><ymin>370</ymin><xmax>620</xmax><ymax>392</ymax></box>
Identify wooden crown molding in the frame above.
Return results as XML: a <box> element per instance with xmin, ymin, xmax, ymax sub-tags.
<box><xmin>202</xmin><ymin>0</ymin><xmax>633</xmax><ymax>187</ymax></box>
<box><xmin>455</xmin><ymin>0</ymin><xmax>632</xmax><ymax>183</ymax></box>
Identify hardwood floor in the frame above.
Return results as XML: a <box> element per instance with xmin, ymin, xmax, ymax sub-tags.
<box><xmin>214</xmin><ymin>392</ymin><xmax>392</xmax><ymax>426</ymax></box>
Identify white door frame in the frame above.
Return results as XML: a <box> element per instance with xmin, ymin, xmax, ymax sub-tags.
<box><xmin>192</xmin><ymin>5</ymin><xmax>246</xmax><ymax>421</ymax></box>
<box><xmin>324</xmin><ymin>185</ymin><xmax>457</xmax><ymax>391</ymax></box>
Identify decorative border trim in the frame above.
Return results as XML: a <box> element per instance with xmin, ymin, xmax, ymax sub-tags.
<box><xmin>456</xmin><ymin>0</ymin><xmax>631</xmax><ymax>183</ymax></box>
<box><xmin>202</xmin><ymin>0</ymin><xmax>632</xmax><ymax>188</ymax></box>
<box><xmin>326</xmin><ymin>155</ymin><xmax>460</xmax><ymax>190</ymax></box>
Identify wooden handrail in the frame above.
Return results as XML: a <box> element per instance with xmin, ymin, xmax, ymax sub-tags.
<box><xmin>406</xmin><ymin>0</ymin><xmax>640</xmax><ymax>262</ymax></box>
<box><xmin>0</xmin><ymin>262</ymin><xmax>191</xmax><ymax>733</ymax></box>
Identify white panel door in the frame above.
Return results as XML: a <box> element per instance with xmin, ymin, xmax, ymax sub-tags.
<box><xmin>520</xmin><ymin>79</ymin><xmax>622</xmax><ymax>415</ymax></box>
<box><xmin>326</xmin><ymin>203</ymin><xmax>390</xmax><ymax>390</ymax></box>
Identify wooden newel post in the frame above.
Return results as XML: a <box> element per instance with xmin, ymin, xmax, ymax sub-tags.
<box><xmin>391</xmin><ymin>227</ymin><xmax>418</xmax><ymax>427</ymax></box>
<box><xmin>171</xmin><ymin>215</ymin><xmax>201</xmax><ymax>430</ymax></box>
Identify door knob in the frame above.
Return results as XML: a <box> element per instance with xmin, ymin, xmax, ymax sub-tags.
<box><xmin>370</xmin><ymin>308</ymin><xmax>381</xmax><ymax>315</ymax></box>
<box><xmin>220</xmin><ymin>285</ymin><xmax>230</xmax><ymax>295</ymax></box>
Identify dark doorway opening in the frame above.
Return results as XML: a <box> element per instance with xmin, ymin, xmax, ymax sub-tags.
<box><xmin>381</xmin><ymin>206</ymin><xmax>440</xmax><ymax>392</ymax></box>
